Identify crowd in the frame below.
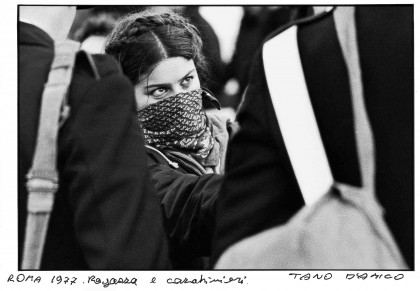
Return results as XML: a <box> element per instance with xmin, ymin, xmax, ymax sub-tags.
<box><xmin>18</xmin><ymin>5</ymin><xmax>413</xmax><ymax>270</ymax></box>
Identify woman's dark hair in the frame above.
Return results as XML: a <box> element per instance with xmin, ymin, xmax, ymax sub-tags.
<box><xmin>105</xmin><ymin>9</ymin><xmax>209</xmax><ymax>86</ymax></box>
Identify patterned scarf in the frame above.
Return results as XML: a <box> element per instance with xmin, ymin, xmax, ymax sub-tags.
<box><xmin>138</xmin><ymin>89</ymin><xmax>217</xmax><ymax>165</ymax></box>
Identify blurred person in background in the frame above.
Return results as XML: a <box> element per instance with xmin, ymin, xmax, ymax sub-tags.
<box><xmin>224</xmin><ymin>6</ymin><xmax>303</xmax><ymax>110</ymax></box>
<box><xmin>19</xmin><ymin>5</ymin><xmax>170</xmax><ymax>269</ymax></box>
<box><xmin>105</xmin><ymin>9</ymin><xmax>238</xmax><ymax>269</ymax></box>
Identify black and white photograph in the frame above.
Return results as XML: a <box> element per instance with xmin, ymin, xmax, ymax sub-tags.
<box><xmin>0</xmin><ymin>1</ymin><xmax>417</xmax><ymax>291</ymax></box>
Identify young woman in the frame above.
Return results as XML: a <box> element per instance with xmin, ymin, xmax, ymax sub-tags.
<box><xmin>105</xmin><ymin>9</ymin><xmax>236</xmax><ymax>269</ymax></box>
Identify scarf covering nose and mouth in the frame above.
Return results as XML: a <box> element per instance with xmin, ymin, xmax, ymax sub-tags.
<box><xmin>137</xmin><ymin>88</ymin><xmax>218</xmax><ymax>165</ymax></box>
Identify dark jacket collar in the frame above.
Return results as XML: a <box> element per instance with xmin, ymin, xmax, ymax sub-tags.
<box><xmin>19</xmin><ymin>21</ymin><xmax>54</xmax><ymax>48</ymax></box>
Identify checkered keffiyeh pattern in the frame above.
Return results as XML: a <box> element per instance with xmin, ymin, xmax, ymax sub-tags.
<box><xmin>138</xmin><ymin>89</ymin><xmax>215</xmax><ymax>161</ymax></box>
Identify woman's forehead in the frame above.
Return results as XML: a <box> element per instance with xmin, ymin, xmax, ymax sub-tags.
<box><xmin>140</xmin><ymin>57</ymin><xmax>196</xmax><ymax>86</ymax></box>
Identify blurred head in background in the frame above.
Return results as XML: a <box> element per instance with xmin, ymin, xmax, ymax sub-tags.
<box><xmin>73</xmin><ymin>12</ymin><xmax>117</xmax><ymax>53</ymax></box>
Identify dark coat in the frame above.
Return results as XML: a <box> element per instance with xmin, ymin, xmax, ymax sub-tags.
<box><xmin>19</xmin><ymin>22</ymin><xmax>170</xmax><ymax>270</ymax></box>
<box><xmin>212</xmin><ymin>6</ymin><xmax>414</xmax><ymax>268</ymax></box>
<box><xmin>145</xmin><ymin>145</ymin><xmax>222</xmax><ymax>269</ymax></box>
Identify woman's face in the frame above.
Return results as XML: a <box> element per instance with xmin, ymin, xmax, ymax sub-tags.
<box><xmin>134</xmin><ymin>57</ymin><xmax>201</xmax><ymax>110</ymax></box>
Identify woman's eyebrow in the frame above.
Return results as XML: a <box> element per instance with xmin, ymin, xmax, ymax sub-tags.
<box><xmin>146</xmin><ymin>82</ymin><xmax>171</xmax><ymax>89</ymax></box>
<box><xmin>178</xmin><ymin>69</ymin><xmax>196</xmax><ymax>82</ymax></box>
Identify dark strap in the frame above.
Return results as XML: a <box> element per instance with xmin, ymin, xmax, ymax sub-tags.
<box><xmin>21</xmin><ymin>40</ymin><xmax>80</xmax><ymax>270</ymax></box>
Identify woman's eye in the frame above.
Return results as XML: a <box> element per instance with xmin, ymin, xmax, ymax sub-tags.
<box><xmin>181</xmin><ymin>76</ymin><xmax>193</xmax><ymax>87</ymax></box>
<box><xmin>151</xmin><ymin>88</ymin><xmax>168</xmax><ymax>98</ymax></box>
